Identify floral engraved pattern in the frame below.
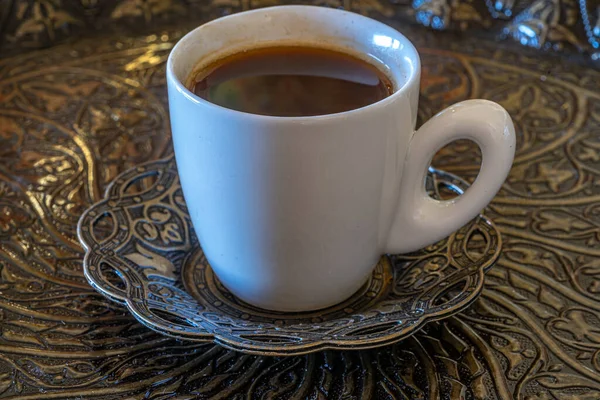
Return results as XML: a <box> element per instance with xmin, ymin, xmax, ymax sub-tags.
<box><xmin>12</xmin><ymin>0</ymin><xmax>82</xmax><ymax>43</ymax></box>
<box><xmin>0</xmin><ymin>17</ymin><xmax>599</xmax><ymax>399</ymax></box>
<box><xmin>134</xmin><ymin>204</ymin><xmax>187</xmax><ymax>247</ymax></box>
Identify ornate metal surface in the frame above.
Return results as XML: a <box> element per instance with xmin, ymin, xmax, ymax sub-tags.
<box><xmin>1</xmin><ymin>0</ymin><xmax>600</xmax><ymax>62</ymax></box>
<box><xmin>77</xmin><ymin>156</ymin><xmax>499</xmax><ymax>356</ymax></box>
<box><xmin>0</xmin><ymin>13</ymin><xmax>600</xmax><ymax>399</ymax></box>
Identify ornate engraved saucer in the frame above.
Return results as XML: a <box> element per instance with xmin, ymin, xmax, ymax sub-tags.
<box><xmin>77</xmin><ymin>156</ymin><xmax>501</xmax><ymax>356</ymax></box>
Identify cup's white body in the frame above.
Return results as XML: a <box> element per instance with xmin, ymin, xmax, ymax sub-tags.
<box><xmin>167</xmin><ymin>6</ymin><xmax>515</xmax><ymax>311</ymax></box>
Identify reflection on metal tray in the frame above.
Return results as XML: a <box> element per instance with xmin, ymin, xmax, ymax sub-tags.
<box><xmin>1</xmin><ymin>0</ymin><xmax>599</xmax><ymax>61</ymax></box>
<box><xmin>0</xmin><ymin>17</ymin><xmax>599</xmax><ymax>399</ymax></box>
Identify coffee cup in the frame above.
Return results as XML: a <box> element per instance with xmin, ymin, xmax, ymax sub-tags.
<box><xmin>166</xmin><ymin>5</ymin><xmax>515</xmax><ymax>312</ymax></box>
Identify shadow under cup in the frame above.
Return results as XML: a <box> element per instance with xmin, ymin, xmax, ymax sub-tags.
<box><xmin>166</xmin><ymin>5</ymin><xmax>422</xmax><ymax>312</ymax></box>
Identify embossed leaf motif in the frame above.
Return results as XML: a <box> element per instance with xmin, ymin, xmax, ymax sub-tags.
<box><xmin>111</xmin><ymin>0</ymin><xmax>145</xmax><ymax>18</ymax></box>
<box><xmin>13</xmin><ymin>375</ymin><xmax>22</xmax><ymax>394</ymax></box>
<box><xmin>172</xmin><ymin>190</ymin><xmax>188</xmax><ymax>215</ymax></box>
<box><xmin>489</xmin><ymin>331</ymin><xmax>533</xmax><ymax>378</ymax></box>
<box><xmin>0</xmin><ymin>263</ymin><xmax>45</xmax><ymax>293</ymax></box>
<box><xmin>503</xmin><ymin>0</ymin><xmax>584</xmax><ymax>51</ymax></box>
<box><xmin>87</xmin><ymin>105</ymin><xmax>113</xmax><ymax>135</ymax></box>
<box><xmin>462</xmin><ymin>347</ymin><xmax>488</xmax><ymax>399</ymax></box>
<box><xmin>138</xmin><ymin>206</ymin><xmax>185</xmax><ymax>245</ymax></box>
<box><xmin>578</xmin><ymin>146</ymin><xmax>600</xmax><ymax>162</ymax></box>
<box><xmin>2</xmin><ymin>328</ymin><xmax>44</xmax><ymax>347</ymax></box>
<box><xmin>0</xmin><ymin>204</ymin><xmax>32</xmax><ymax>236</ymax></box>
<box><xmin>552</xmin><ymin>310</ymin><xmax>600</xmax><ymax>343</ymax></box>
<box><xmin>508</xmin><ymin>160</ymin><xmax>577</xmax><ymax>195</ymax></box>
<box><xmin>535</xmin><ymin>373</ymin><xmax>600</xmax><ymax>400</ymax></box>
<box><xmin>349</xmin><ymin>0</ymin><xmax>395</xmax><ymax>17</ymax></box>
<box><xmin>496</xmin><ymin>85</ymin><xmax>562</xmax><ymax>123</ymax></box>
<box><xmin>579</xmin><ymin>262</ymin><xmax>600</xmax><ymax>293</ymax></box>
<box><xmin>109</xmin><ymin>108</ymin><xmax>147</xmax><ymax>128</ymax></box>
<box><xmin>160</xmin><ymin>223</ymin><xmax>182</xmax><ymax>244</ymax></box>
<box><xmin>522</xmin><ymin>301</ymin><xmax>556</xmax><ymax>319</ymax></box>
<box><xmin>498</xmin><ymin>272</ymin><xmax>560</xmax><ymax>319</ymax></box>
<box><xmin>0</xmin><ymin>263</ymin><xmax>17</xmax><ymax>288</ymax></box>
<box><xmin>15</xmin><ymin>17</ymin><xmax>46</xmax><ymax>38</ymax></box>
<box><xmin>111</xmin><ymin>0</ymin><xmax>184</xmax><ymax>21</ymax></box>
<box><xmin>124</xmin><ymin>243</ymin><xmax>177</xmax><ymax>281</ymax></box>
<box><xmin>23</xmin><ymin>154</ymin><xmax>76</xmax><ymax>187</ymax></box>
<box><xmin>535</xmin><ymin>210</ymin><xmax>596</xmax><ymax>233</ymax></box>
<box><xmin>452</xmin><ymin>2</ymin><xmax>485</xmax><ymax>29</ymax></box>
<box><xmin>440</xmin><ymin>324</ymin><xmax>489</xmax><ymax>400</ymax></box>
<box><xmin>0</xmin><ymin>372</ymin><xmax>11</xmax><ymax>396</ymax></box>
<box><xmin>538</xmin><ymin>287</ymin><xmax>564</xmax><ymax>311</ymax></box>
<box><xmin>471</xmin><ymin>297</ymin><xmax>517</xmax><ymax>322</ymax></box>
<box><xmin>150</xmin><ymin>209</ymin><xmax>170</xmax><ymax>223</ymax></box>
<box><xmin>80</xmin><ymin>104</ymin><xmax>148</xmax><ymax>138</ymax></box>
<box><xmin>424</xmin><ymin>326</ymin><xmax>476</xmax><ymax>399</ymax></box>
<box><xmin>21</xmin><ymin>359</ymin><xmax>96</xmax><ymax>380</ymax></box>
<box><xmin>0</xmin><ymin>182</ymin><xmax>19</xmax><ymax>199</ymax></box>
<box><xmin>141</xmin><ymin>222</ymin><xmax>158</xmax><ymax>240</ymax></box>
<box><xmin>22</xmin><ymin>80</ymin><xmax>100</xmax><ymax>113</ymax></box>
<box><xmin>504</xmin><ymin>246</ymin><xmax>566</xmax><ymax>280</ymax></box>
<box><xmin>144</xmin><ymin>379</ymin><xmax>188</xmax><ymax>400</ymax></box>
<box><xmin>536</xmin><ymin>162</ymin><xmax>576</xmax><ymax>193</ymax></box>
<box><xmin>14</xmin><ymin>2</ymin><xmax>82</xmax><ymax>40</ymax></box>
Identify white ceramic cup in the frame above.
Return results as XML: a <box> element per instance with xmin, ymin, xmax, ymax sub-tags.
<box><xmin>167</xmin><ymin>5</ymin><xmax>515</xmax><ymax>312</ymax></box>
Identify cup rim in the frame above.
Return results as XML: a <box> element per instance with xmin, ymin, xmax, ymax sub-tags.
<box><xmin>166</xmin><ymin>5</ymin><xmax>420</xmax><ymax>121</ymax></box>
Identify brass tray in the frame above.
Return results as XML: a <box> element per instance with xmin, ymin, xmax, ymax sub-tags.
<box><xmin>1</xmin><ymin>9</ymin><xmax>600</xmax><ymax>398</ymax></box>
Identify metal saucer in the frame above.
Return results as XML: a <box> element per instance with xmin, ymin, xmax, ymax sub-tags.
<box><xmin>77</xmin><ymin>156</ymin><xmax>501</xmax><ymax>356</ymax></box>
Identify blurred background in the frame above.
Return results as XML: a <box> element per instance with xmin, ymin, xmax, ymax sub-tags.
<box><xmin>1</xmin><ymin>0</ymin><xmax>599</xmax><ymax>64</ymax></box>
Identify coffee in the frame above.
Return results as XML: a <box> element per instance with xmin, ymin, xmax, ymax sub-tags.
<box><xmin>187</xmin><ymin>46</ymin><xmax>394</xmax><ymax>117</ymax></box>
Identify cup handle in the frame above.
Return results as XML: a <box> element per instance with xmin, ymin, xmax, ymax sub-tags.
<box><xmin>385</xmin><ymin>99</ymin><xmax>516</xmax><ymax>254</ymax></box>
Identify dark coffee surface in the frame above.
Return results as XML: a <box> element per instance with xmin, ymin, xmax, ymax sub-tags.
<box><xmin>189</xmin><ymin>46</ymin><xmax>393</xmax><ymax>117</ymax></box>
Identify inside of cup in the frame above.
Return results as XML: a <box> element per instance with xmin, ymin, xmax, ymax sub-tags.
<box><xmin>168</xmin><ymin>5</ymin><xmax>419</xmax><ymax>94</ymax></box>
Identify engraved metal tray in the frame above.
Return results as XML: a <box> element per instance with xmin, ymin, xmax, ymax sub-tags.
<box><xmin>77</xmin><ymin>156</ymin><xmax>501</xmax><ymax>356</ymax></box>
